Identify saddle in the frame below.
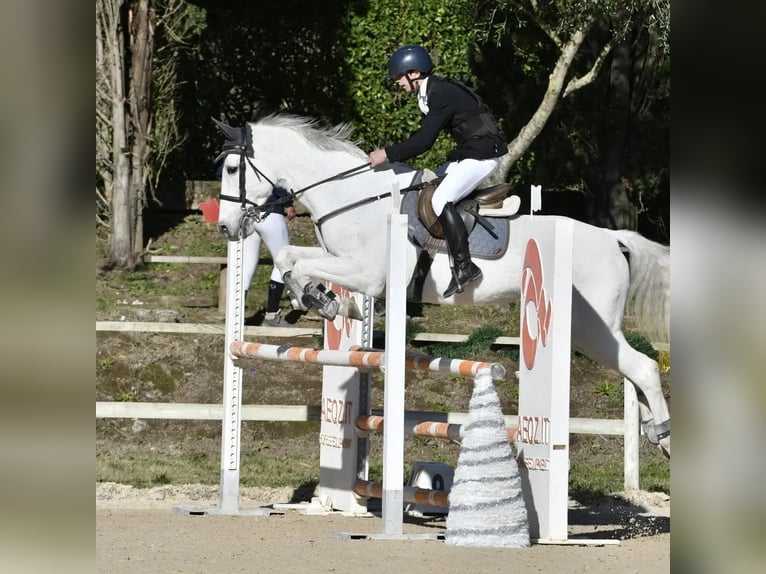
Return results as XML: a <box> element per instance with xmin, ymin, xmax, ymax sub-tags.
<box><xmin>416</xmin><ymin>179</ymin><xmax>517</xmax><ymax>239</ymax></box>
<box><xmin>403</xmin><ymin>178</ymin><xmax>521</xmax><ymax>301</ymax></box>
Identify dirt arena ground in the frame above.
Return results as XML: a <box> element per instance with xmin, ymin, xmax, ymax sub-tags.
<box><xmin>96</xmin><ymin>483</ymin><xmax>669</xmax><ymax>573</ymax></box>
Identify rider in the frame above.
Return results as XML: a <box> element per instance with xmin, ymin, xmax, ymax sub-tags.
<box><xmin>368</xmin><ymin>44</ymin><xmax>507</xmax><ymax>297</ymax></box>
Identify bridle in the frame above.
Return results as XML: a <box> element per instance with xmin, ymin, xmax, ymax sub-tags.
<box><xmin>215</xmin><ymin>125</ymin><xmax>372</xmax><ymax>226</ymax></box>
<box><xmin>214</xmin><ymin>121</ymin><xmax>432</xmax><ymax>235</ymax></box>
<box><xmin>215</xmin><ymin>126</ymin><xmax>281</xmax><ymax>224</ymax></box>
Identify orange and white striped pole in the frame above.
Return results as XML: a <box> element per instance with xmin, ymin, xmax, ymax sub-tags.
<box><xmin>357</xmin><ymin>414</ymin><xmax>517</xmax><ymax>442</ymax></box>
<box><xmin>230</xmin><ymin>341</ymin><xmax>506</xmax><ymax>380</ymax></box>
<box><xmin>354</xmin><ymin>479</ymin><xmax>450</xmax><ymax>509</ymax></box>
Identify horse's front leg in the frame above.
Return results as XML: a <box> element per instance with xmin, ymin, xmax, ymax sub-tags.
<box><xmin>274</xmin><ymin>245</ymin><xmax>328</xmax><ymax>314</ymax></box>
<box><xmin>276</xmin><ymin>247</ymin><xmax>378</xmax><ymax>321</ymax></box>
<box><xmin>275</xmin><ymin>245</ymin><xmax>376</xmax><ymax>320</ymax></box>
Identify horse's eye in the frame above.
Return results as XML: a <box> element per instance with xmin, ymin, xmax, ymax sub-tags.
<box><xmin>226</xmin><ymin>165</ymin><xmax>238</xmax><ymax>175</ymax></box>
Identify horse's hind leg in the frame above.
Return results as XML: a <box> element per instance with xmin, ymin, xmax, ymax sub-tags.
<box><xmin>580</xmin><ymin>338</ymin><xmax>670</xmax><ymax>457</ymax></box>
<box><xmin>615</xmin><ymin>342</ymin><xmax>670</xmax><ymax>458</ymax></box>
<box><xmin>572</xmin><ymin>292</ymin><xmax>670</xmax><ymax>458</ymax></box>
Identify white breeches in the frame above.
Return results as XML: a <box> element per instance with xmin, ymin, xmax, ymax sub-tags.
<box><xmin>433</xmin><ymin>158</ymin><xmax>500</xmax><ymax>215</ymax></box>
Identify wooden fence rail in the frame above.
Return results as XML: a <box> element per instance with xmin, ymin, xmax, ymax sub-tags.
<box><xmin>95</xmin><ymin>401</ymin><xmax>625</xmax><ymax>436</ymax></box>
<box><xmin>96</xmin><ymin>322</ymin><xmax>668</xmax><ymax>352</ymax></box>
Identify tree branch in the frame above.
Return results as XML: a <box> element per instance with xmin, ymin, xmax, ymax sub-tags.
<box><xmin>492</xmin><ymin>19</ymin><xmax>592</xmax><ymax>182</ymax></box>
<box><xmin>563</xmin><ymin>36</ymin><xmax>615</xmax><ymax>98</ymax></box>
<box><xmin>523</xmin><ymin>1</ymin><xmax>563</xmax><ymax>49</ymax></box>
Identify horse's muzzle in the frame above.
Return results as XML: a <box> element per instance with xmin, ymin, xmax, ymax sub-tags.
<box><xmin>217</xmin><ymin>223</ymin><xmax>237</xmax><ymax>241</ymax></box>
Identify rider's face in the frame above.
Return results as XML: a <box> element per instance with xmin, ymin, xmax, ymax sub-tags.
<box><xmin>394</xmin><ymin>71</ymin><xmax>421</xmax><ymax>93</ymax></box>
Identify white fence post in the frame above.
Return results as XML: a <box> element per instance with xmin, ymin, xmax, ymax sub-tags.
<box><xmin>381</xmin><ymin>181</ymin><xmax>408</xmax><ymax>536</ymax></box>
<box><xmin>218</xmin><ymin>236</ymin><xmax>246</xmax><ymax>514</ymax></box>
<box><xmin>623</xmin><ymin>379</ymin><xmax>640</xmax><ymax>490</ymax></box>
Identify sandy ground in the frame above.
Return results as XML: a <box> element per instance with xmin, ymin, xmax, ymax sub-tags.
<box><xmin>96</xmin><ymin>483</ymin><xmax>669</xmax><ymax>573</ymax></box>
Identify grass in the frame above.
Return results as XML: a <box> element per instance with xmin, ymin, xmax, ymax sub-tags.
<box><xmin>422</xmin><ymin>325</ymin><xmax>503</xmax><ymax>358</ymax></box>
<box><xmin>569</xmin><ymin>460</ymin><xmax>669</xmax><ymax>503</ymax></box>
<box><xmin>96</xmin><ymin>423</ymin><xmax>669</xmax><ymax>499</ymax></box>
<box><xmin>96</xmin><ymin>446</ymin><xmax>322</xmax><ymax>489</ymax></box>
<box><xmin>594</xmin><ymin>381</ymin><xmax>622</xmax><ymax>400</ymax></box>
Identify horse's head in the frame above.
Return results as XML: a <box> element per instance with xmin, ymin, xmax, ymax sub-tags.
<box><xmin>213</xmin><ymin>118</ymin><xmax>277</xmax><ymax>240</ymax></box>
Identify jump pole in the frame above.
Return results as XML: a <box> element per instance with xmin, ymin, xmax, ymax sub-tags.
<box><xmin>356</xmin><ymin>414</ymin><xmax>517</xmax><ymax>442</ymax></box>
<box><xmin>230</xmin><ymin>342</ymin><xmax>504</xmax><ymax>379</ymax></box>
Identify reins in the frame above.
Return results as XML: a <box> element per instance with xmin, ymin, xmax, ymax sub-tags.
<box><xmin>216</xmin><ymin>129</ymin><xmax>434</xmax><ymax>230</ymax></box>
<box><xmin>292</xmin><ymin>162</ymin><xmax>372</xmax><ymax>197</ymax></box>
<box><xmin>219</xmin><ymin>146</ymin><xmax>373</xmax><ymax>222</ymax></box>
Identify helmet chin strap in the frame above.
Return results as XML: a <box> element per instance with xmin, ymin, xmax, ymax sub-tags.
<box><xmin>404</xmin><ymin>70</ymin><xmax>427</xmax><ymax>92</ymax></box>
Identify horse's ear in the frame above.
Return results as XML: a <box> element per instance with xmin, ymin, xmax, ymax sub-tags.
<box><xmin>211</xmin><ymin>117</ymin><xmax>240</xmax><ymax>141</ymax></box>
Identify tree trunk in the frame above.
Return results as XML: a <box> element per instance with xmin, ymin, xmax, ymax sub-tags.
<box><xmin>596</xmin><ymin>41</ymin><xmax>636</xmax><ymax>229</ymax></box>
<box><xmin>128</xmin><ymin>0</ymin><xmax>155</xmax><ymax>254</ymax></box>
<box><xmin>99</xmin><ymin>0</ymin><xmax>156</xmax><ymax>267</ymax></box>
<box><xmin>109</xmin><ymin>0</ymin><xmax>134</xmax><ymax>268</ymax></box>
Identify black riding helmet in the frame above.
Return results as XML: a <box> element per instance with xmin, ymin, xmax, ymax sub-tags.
<box><xmin>387</xmin><ymin>45</ymin><xmax>433</xmax><ymax>80</ymax></box>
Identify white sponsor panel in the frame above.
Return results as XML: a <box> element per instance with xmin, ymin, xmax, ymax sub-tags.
<box><xmin>516</xmin><ymin>218</ymin><xmax>573</xmax><ymax>541</ymax></box>
<box><xmin>318</xmin><ymin>284</ymin><xmax>368</xmax><ymax>513</ymax></box>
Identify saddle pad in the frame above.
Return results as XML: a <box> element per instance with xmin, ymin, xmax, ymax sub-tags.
<box><xmin>400</xmin><ymin>190</ymin><xmax>510</xmax><ymax>260</ymax></box>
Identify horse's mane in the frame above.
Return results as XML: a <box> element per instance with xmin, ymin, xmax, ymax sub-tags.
<box><xmin>253</xmin><ymin>113</ymin><xmax>365</xmax><ymax>158</ymax></box>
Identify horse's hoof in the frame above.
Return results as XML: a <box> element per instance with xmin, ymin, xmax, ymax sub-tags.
<box><xmin>641</xmin><ymin>419</ymin><xmax>659</xmax><ymax>444</ymax></box>
<box><xmin>316</xmin><ymin>299</ymin><xmax>339</xmax><ymax>321</ymax></box>
<box><xmin>338</xmin><ymin>297</ymin><xmax>363</xmax><ymax>321</ymax></box>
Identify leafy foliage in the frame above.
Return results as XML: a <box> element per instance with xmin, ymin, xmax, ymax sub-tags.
<box><xmin>343</xmin><ymin>0</ymin><xmax>476</xmax><ymax>169</ymax></box>
<box><xmin>148</xmin><ymin>0</ymin><xmax>207</xmax><ymax>183</ymax></box>
<box><xmin>170</xmin><ymin>0</ymin><xmax>356</xmax><ymax>178</ymax></box>
<box><xmin>624</xmin><ymin>330</ymin><xmax>659</xmax><ymax>361</ymax></box>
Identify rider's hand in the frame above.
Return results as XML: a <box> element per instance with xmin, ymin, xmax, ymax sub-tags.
<box><xmin>286</xmin><ymin>206</ymin><xmax>296</xmax><ymax>220</ymax></box>
<box><xmin>368</xmin><ymin>149</ymin><xmax>388</xmax><ymax>168</ymax></box>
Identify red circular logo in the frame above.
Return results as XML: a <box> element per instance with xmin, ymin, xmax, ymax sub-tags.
<box><xmin>521</xmin><ymin>239</ymin><xmax>552</xmax><ymax>370</ymax></box>
<box><xmin>325</xmin><ymin>283</ymin><xmax>354</xmax><ymax>350</ymax></box>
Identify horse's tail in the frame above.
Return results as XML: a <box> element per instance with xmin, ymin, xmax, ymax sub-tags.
<box><xmin>609</xmin><ymin>230</ymin><xmax>670</xmax><ymax>344</ymax></box>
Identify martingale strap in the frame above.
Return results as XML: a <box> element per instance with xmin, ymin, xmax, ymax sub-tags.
<box><xmin>313</xmin><ymin>177</ymin><xmax>435</xmax><ymax>228</ymax></box>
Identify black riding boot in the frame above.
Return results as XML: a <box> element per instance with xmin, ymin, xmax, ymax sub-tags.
<box><xmin>439</xmin><ymin>202</ymin><xmax>482</xmax><ymax>297</ymax></box>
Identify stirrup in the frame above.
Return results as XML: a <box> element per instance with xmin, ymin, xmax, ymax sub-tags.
<box><xmin>443</xmin><ymin>264</ymin><xmax>482</xmax><ymax>298</ymax></box>
<box><xmin>263</xmin><ymin>309</ymin><xmax>283</xmax><ymax>327</ymax></box>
